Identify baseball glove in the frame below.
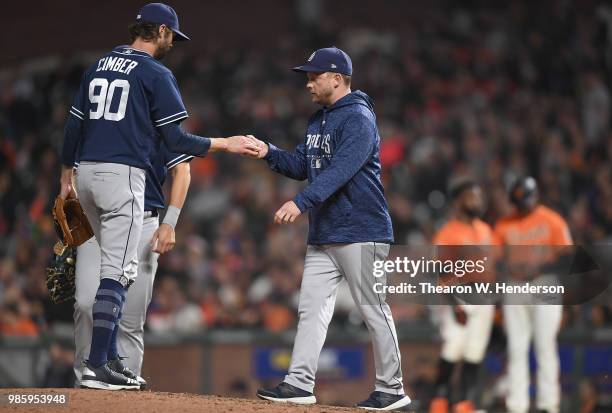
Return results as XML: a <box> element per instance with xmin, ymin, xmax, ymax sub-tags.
<box><xmin>45</xmin><ymin>242</ymin><xmax>76</xmax><ymax>304</ymax></box>
<box><xmin>52</xmin><ymin>196</ymin><xmax>94</xmax><ymax>247</ymax></box>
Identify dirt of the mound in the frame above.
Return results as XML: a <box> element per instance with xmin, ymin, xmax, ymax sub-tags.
<box><xmin>0</xmin><ymin>389</ymin><xmax>417</xmax><ymax>413</ymax></box>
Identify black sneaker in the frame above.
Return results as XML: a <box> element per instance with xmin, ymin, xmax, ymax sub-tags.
<box><xmin>256</xmin><ymin>382</ymin><xmax>316</xmax><ymax>405</ymax></box>
<box><xmin>355</xmin><ymin>391</ymin><xmax>411</xmax><ymax>411</ymax></box>
<box><xmin>108</xmin><ymin>358</ymin><xmax>147</xmax><ymax>390</ymax></box>
<box><xmin>80</xmin><ymin>360</ymin><xmax>140</xmax><ymax>390</ymax></box>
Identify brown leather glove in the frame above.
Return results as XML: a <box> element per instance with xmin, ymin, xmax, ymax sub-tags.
<box><xmin>52</xmin><ymin>196</ymin><xmax>94</xmax><ymax>247</ymax></box>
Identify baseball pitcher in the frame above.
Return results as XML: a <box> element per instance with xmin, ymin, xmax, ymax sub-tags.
<box><xmin>59</xmin><ymin>3</ymin><xmax>258</xmax><ymax>390</ymax></box>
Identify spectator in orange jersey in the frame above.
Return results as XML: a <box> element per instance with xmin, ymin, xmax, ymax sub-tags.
<box><xmin>0</xmin><ymin>300</ymin><xmax>39</xmax><ymax>337</ymax></box>
<box><xmin>429</xmin><ymin>177</ymin><xmax>496</xmax><ymax>413</ymax></box>
<box><xmin>494</xmin><ymin>177</ymin><xmax>572</xmax><ymax>413</ymax></box>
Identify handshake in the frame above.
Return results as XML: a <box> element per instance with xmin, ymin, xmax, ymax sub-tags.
<box><xmin>221</xmin><ymin>134</ymin><xmax>302</xmax><ymax>225</ymax></box>
<box><xmin>222</xmin><ymin>135</ymin><xmax>268</xmax><ymax>159</ymax></box>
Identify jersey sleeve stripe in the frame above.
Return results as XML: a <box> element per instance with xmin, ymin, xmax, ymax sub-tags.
<box><xmin>156</xmin><ymin>113</ymin><xmax>188</xmax><ymax>127</ymax></box>
<box><xmin>71</xmin><ymin>106</ymin><xmax>84</xmax><ymax>115</ymax></box>
<box><xmin>155</xmin><ymin>111</ymin><xmax>188</xmax><ymax>123</ymax></box>
<box><xmin>69</xmin><ymin>110</ymin><xmax>84</xmax><ymax>120</ymax></box>
<box><xmin>167</xmin><ymin>155</ymin><xmax>194</xmax><ymax>169</ymax></box>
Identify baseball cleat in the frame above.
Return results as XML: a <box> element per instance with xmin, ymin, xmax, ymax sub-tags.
<box><xmin>355</xmin><ymin>391</ymin><xmax>411</xmax><ymax>411</ymax></box>
<box><xmin>80</xmin><ymin>360</ymin><xmax>140</xmax><ymax>391</ymax></box>
<box><xmin>108</xmin><ymin>358</ymin><xmax>147</xmax><ymax>390</ymax></box>
<box><xmin>136</xmin><ymin>375</ymin><xmax>147</xmax><ymax>390</ymax></box>
<box><xmin>256</xmin><ymin>382</ymin><xmax>316</xmax><ymax>405</ymax></box>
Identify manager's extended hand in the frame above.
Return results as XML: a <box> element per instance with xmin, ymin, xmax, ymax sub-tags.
<box><xmin>225</xmin><ymin>135</ymin><xmax>261</xmax><ymax>156</ymax></box>
<box><xmin>274</xmin><ymin>200</ymin><xmax>302</xmax><ymax>224</ymax></box>
<box><xmin>246</xmin><ymin>135</ymin><xmax>268</xmax><ymax>159</ymax></box>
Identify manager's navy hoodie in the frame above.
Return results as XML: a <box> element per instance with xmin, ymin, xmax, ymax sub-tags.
<box><xmin>264</xmin><ymin>90</ymin><xmax>394</xmax><ymax>245</ymax></box>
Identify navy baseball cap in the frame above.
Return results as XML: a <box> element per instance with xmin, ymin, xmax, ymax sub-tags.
<box><xmin>293</xmin><ymin>46</ymin><xmax>352</xmax><ymax>76</ymax></box>
<box><xmin>136</xmin><ymin>3</ymin><xmax>190</xmax><ymax>41</ymax></box>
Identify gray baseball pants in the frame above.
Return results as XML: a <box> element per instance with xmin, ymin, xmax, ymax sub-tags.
<box><xmin>75</xmin><ymin>162</ymin><xmax>145</xmax><ymax>285</ymax></box>
<box><xmin>73</xmin><ymin>213</ymin><xmax>159</xmax><ymax>382</ymax></box>
<box><xmin>284</xmin><ymin>242</ymin><xmax>405</xmax><ymax>395</ymax></box>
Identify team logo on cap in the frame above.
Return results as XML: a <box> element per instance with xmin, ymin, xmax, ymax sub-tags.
<box><xmin>307</xmin><ymin>51</ymin><xmax>316</xmax><ymax>62</ymax></box>
<box><xmin>331</xmin><ymin>64</ymin><xmax>337</xmax><ymax>69</ymax></box>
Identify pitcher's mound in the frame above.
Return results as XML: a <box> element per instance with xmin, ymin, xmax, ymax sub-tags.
<box><xmin>0</xmin><ymin>388</ymin><xmax>381</xmax><ymax>413</ymax></box>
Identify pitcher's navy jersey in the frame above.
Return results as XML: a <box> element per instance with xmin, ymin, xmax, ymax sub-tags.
<box><xmin>145</xmin><ymin>144</ymin><xmax>193</xmax><ymax>211</ymax></box>
<box><xmin>68</xmin><ymin>45</ymin><xmax>188</xmax><ymax>169</ymax></box>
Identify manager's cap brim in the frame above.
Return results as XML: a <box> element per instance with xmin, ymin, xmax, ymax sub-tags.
<box><xmin>292</xmin><ymin>64</ymin><xmax>325</xmax><ymax>73</ymax></box>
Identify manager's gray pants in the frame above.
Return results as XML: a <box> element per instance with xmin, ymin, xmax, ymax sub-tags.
<box><xmin>284</xmin><ymin>242</ymin><xmax>405</xmax><ymax>395</ymax></box>
<box><xmin>76</xmin><ymin>162</ymin><xmax>145</xmax><ymax>285</ymax></box>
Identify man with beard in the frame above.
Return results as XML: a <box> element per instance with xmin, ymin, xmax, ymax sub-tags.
<box><xmin>429</xmin><ymin>177</ymin><xmax>496</xmax><ymax>413</ymax></box>
<box><xmin>59</xmin><ymin>3</ymin><xmax>258</xmax><ymax>390</ymax></box>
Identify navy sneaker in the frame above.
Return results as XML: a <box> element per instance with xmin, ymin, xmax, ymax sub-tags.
<box><xmin>257</xmin><ymin>382</ymin><xmax>316</xmax><ymax>405</ymax></box>
<box><xmin>355</xmin><ymin>391</ymin><xmax>411</xmax><ymax>411</ymax></box>
<box><xmin>108</xmin><ymin>357</ymin><xmax>147</xmax><ymax>390</ymax></box>
<box><xmin>80</xmin><ymin>360</ymin><xmax>140</xmax><ymax>391</ymax></box>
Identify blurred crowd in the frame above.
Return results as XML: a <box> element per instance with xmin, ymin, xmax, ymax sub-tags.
<box><xmin>1</xmin><ymin>0</ymin><xmax>612</xmax><ymax>340</ymax></box>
